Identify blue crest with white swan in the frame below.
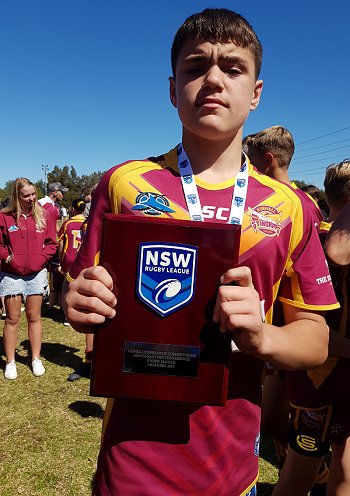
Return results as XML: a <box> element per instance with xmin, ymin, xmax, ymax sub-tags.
<box><xmin>137</xmin><ymin>242</ymin><xmax>198</xmax><ymax>316</ymax></box>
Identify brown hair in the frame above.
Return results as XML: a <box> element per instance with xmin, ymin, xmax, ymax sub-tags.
<box><xmin>324</xmin><ymin>159</ymin><xmax>350</xmax><ymax>211</ymax></box>
<box><xmin>171</xmin><ymin>8</ymin><xmax>263</xmax><ymax>79</ymax></box>
<box><xmin>1</xmin><ymin>177</ymin><xmax>46</xmax><ymax>230</ymax></box>
<box><xmin>242</xmin><ymin>125</ymin><xmax>295</xmax><ymax>169</ymax></box>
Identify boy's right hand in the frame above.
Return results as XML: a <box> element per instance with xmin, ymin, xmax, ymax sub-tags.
<box><xmin>63</xmin><ymin>265</ymin><xmax>117</xmax><ymax>333</ymax></box>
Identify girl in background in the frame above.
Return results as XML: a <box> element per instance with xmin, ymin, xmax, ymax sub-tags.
<box><xmin>0</xmin><ymin>178</ymin><xmax>57</xmax><ymax>379</ymax></box>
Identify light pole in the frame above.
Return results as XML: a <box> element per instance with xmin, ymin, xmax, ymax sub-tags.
<box><xmin>42</xmin><ymin>164</ymin><xmax>49</xmax><ymax>191</ymax></box>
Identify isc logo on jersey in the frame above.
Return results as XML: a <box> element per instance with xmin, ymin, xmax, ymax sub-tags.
<box><xmin>137</xmin><ymin>243</ymin><xmax>198</xmax><ymax>317</ymax></box>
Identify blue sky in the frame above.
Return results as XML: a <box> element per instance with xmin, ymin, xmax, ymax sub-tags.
<box><xmin>1</xmin><ymin>0</ymin><xmax>349</xmax><ymax>190</ymax></box>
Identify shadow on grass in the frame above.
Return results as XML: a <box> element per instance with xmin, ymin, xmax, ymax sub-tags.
<box><xmin>256</xmin><ymin>482</ymin><xmax>274</xmax><ymax>495</ymax></box>
<box><xmin>20</xmin><ymin>339</ymin><xmax>81</xmax><ymax>370</ymax></box>
<box><xmin>260</xmin><ymin>434</ymin><xmax>279</xmax><ymax>468</ymax></box>
<box><xmin>69</xmin><ymin>400</ymin><xmax>104</xmax><ymax>419</ymax></box>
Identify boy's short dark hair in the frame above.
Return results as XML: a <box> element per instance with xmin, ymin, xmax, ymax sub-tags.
<box><xmin>324</xmin><ymin>159</ymin><xmax>350</xmax><ymax>211</ymax></box>
<box><xmin>171</xmin><ymin>8</ymin><xmax>263</xmax><ymax>79</ymax></box>
<box><xmin>242</xmin><ymin>126</ymin><xmax>295</xmax><ymax>169</ymax></box>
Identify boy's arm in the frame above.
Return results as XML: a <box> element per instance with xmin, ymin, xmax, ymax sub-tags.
<box><xmin>214</xmin><ymin>267</ymin><xmax>329</xmax><ymax>370</ymax></box>
<box><xmin>324</xmin><ymin>203</ymin><xmax>350</xmax><ymax>266</ymax></box>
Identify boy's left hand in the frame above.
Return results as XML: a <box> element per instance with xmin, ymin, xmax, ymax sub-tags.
<box><xmin>213</xmin><ymin>266</ymin><xmax>264</xmax><ymax>355</ymax></box>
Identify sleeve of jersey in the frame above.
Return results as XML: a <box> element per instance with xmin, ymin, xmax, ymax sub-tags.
<box><xmin>278</xmin><ymin>202</ymin><xmax>339</xmax><ymax>311</ymax></box>
<box><xmin>66</xmin><ymin>170</ymin><xmax>114</xmax><ymax>282</ymax></box>
<box><xmin>58</xmin><ymin>222</ymin><xmax>66</xmax><ymax>241</ymax></box>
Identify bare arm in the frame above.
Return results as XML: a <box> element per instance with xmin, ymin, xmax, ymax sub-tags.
<box><xmin>213</xmin><ymin>266</ymin><xmax>329</xmax><ymax>369</ymax></box>
<box><xmin>324</xmin><ymin>203</ymin><xmax>350</xmax><ymax>266</ymax></box>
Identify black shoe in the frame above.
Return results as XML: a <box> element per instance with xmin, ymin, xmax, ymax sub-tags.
<box><xmin>310</xmin><ymin>482</ymin><xmax>327</xmax><ymax>496</ymax></box>
<box><xmin>67</xmin><ymin>362</ymin><xmax>91</xmax><ymax>382</ymax></box>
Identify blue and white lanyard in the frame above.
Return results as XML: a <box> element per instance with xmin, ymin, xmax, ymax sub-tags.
<box><xmin>177</xmin><ymin>143</ymin><xmax>249</xmax><ymax>225</ymax></box>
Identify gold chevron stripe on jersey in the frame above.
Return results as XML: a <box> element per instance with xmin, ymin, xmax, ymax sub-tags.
<box><xmin>108</xmin><ymin>160</ymin><xmax>189</xmax><ymax>219</ymax></box>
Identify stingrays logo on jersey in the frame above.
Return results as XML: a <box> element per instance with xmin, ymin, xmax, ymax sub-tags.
<box><xmin>8</xmin><ymin>224</ymin><xmax>19</xmax><ymax>232</ymax></box>
<box><xmin>132</xmin><ymin>192</ymin><xmax>175</xmax><ymax>216</ymax></box>
<box><xmin>137</xmin><ymin>242</ymin><xmax>197</xmax><ymax>316</ymax></box>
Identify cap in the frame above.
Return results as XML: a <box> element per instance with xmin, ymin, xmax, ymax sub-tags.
<box><xmin>72</xmin><ymin>198</ymin><xmax>86</xmax><ymax>212</ymax></box>
<box><xmin>48</xmin><ymin>182</ymin><xmax>69</xmax><ymax>193</ymax></box>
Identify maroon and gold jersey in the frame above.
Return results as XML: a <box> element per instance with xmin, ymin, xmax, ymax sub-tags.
<box><xmin>58</xmin><ymin>214</ymin><xmax>85</xmax><ymax>274</ymax></box>
<box><xmin>68</xmin><ymin>147</ymin><xmax>338</xmax><ymax>496</ymax></box>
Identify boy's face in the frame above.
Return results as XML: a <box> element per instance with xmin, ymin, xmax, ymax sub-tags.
<box><xmin>170</xmin><ymin>38</ymin><xmax>263</xmax><ymax>142</ymax></box>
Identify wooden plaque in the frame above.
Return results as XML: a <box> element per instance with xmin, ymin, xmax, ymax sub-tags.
<box><xmin>90</xmin><ymin>214</ymin><xmax>240</xmax><ymax>405</ymax></box>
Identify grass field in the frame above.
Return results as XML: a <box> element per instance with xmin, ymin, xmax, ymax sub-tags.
<box><xmin>0</xmin><ymin>307</ymin><xmax>279</xmax><ymax>495</ymax></box>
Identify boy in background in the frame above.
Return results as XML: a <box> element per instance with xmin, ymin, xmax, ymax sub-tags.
<box><xmin>273</xmin><ymin>159</ymin><xmax>350</xmax><ymax>496</ymax></box>
<box><xmin>63</xmin><ymin>9</ymin><xmax>338</xmax><ymax>495</ymax></box>
<box><xmin>243</xmin><ymin>126</ymin><xmax>328</xmax><ymax>495</ymax></box>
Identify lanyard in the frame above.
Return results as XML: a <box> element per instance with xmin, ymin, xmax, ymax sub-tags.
<box><xmin>177</xmin><ymin>143</ymin><xmax>249</xmax><ymax>225</ymax></box>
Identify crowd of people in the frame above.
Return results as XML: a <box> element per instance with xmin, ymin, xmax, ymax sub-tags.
<box><xmin>1</xmin><ymin>7</ymin><xmax>349</xmax><ymax>496</ymax></box>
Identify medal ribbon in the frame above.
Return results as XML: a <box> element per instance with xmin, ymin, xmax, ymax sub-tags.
<box><xmin>177</xmin><ymin>143</ymin><xmax>249</xmax><ymax>225</ymax></box>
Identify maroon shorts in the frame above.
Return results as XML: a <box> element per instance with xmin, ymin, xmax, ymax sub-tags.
<box><xmin>286</xmin><ymin>359</ymin><xmax>350</xmax><ymax>456</ymax></box>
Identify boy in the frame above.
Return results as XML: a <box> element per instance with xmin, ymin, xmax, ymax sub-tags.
<box><xmin>58</xmin><ymin>198</ymin><xmax>86</xmax><ymax>327</ymax></box>
<box><xmin>63</xmin><ymin>9</ymin><xmax>338</xmax><ymax>495</ymax></box>
<box><xmin>243</xmin><ymin>126</ymin><xmax>328</xmax><ymax>495</ymax></box>
<box><xmin>273</xmin><ymin>160</ymin><xmax>350</xmax><ymax>496</ymax></box>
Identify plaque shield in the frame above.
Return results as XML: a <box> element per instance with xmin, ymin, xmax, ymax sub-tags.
<box><xmin>90</xmin><ymin>214</ymin><xmax>241</xmax><ymax>405</ymax></box>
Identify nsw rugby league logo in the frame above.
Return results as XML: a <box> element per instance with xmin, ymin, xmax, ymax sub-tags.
<box><xmin>136</xmin><ymin>242</ymin><xmax>198</xmax><ymax>317</ymax></box>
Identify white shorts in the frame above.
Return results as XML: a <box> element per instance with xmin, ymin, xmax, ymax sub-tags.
<box><xmin>0</xmin><ymin>269</ymin><xmax>48</xmax><ymax>301</ymax></box>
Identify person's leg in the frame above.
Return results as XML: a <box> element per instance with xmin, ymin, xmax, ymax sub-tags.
<box><xmin>272</xmin><ymin>448</ymin><xmax>324</xmax><ymax>496</ymax></box>
<box><xmin>67</xmin><ymin>333</ymin><xmax>94</xmax><ymax>381</ymax></box>
<box><xmin>261</xmin><ymin>371</ymin><xmax>289</xmax><ymax>468</ymax></box>
<box><xmin>3</xmin><ymin>295</ymin><xmax>22</xmax><ymax>363</ymax></box>
<box><xmin>25</xmin><ymin>294</ymin><xmax>44</xmax><ymax>359</ymax></box>
<box><xmin>327</xmin><ymin>437</ymin><xmax>350</xmax><ymax>496</ymax></box>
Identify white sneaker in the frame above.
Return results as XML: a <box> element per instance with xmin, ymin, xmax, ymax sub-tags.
<box><xmin>63</xmin><ymin>319</ymin><xmax>71</xmax><ymax>326</ymax></box>
<box><xmin>4</xmin><ymin>361</ymin><xmax>17</xmax><ymax>380</ymax></box>
<box><xmin>32</xmin><ymin>358</ymin><xmax>45</xmax><ymax>377</ymax></box>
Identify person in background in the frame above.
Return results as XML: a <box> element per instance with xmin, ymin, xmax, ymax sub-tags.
<box><xmin>66</xmin><ymin>185</ymin><xmax>98</xmax><ymax>381</ymax></box>
<box><xmin>38</xmin><ymin>182</ymin><xmax>69</xmax><ymax>230</ymax></box>
<box><xmin>63</xmin><ymin>9</ymin><xmax>338</xmax><ymax>495</ymax></box>
<box><xmin>58</xmin><ymin>198</ymin><xmax>86</xmax><ymax>326</ymax></box>
<box><xmin>0</xmin><ymin>178</ymin><xmax>57</xmax><ymax>379</ymax></box>
<box><xmin>273</xmin><ymin>159</ymin><xmax>350</xmax><ymax>496</ymax></box>
<box><xmin>81</xmin><ymin>186</ymin><xmax>93</xmax><ymax>219</ymax></box>
<box><xmin>301</xmin><ymin>184</ymin><xmax>329</xmax><ymax>220</ymax></box>
<box><xmin>243</xmin><ymin>125</ymin><xmax>328</xmax><ymax>495</ymax></box>
<box><xmin>39</xmin><ymin>182</ymin><xmax>69</xmax><ymax>315</ymax></box>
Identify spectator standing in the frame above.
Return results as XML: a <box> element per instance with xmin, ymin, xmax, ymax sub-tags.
<box><xmin>273</xmin><ymin>159</ymin><xmax>350</xmax><ymax>496</ymax></box>
<box><xmin>0</xmin><ymin>178</ymin><xmax>57</xmax><ymax>379</ymax></box>
<box><xmin>66</xmin><ymin>186</ymin><xmax>98</xmax><ymax>381</ymax></box>
<box><xmin>58</xmin><ymin>198</ymin><xmax>86</xmax><ymax>326</ymax></box>
<box><xmin>38</xmin><ymin>182</ymin><xmax>69</xmax><ymax>230</ymax></box>
<box><xmin>243</xmin><ymin>125</ymin><xmax>328</xmax><ymax>496</ymax></box>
